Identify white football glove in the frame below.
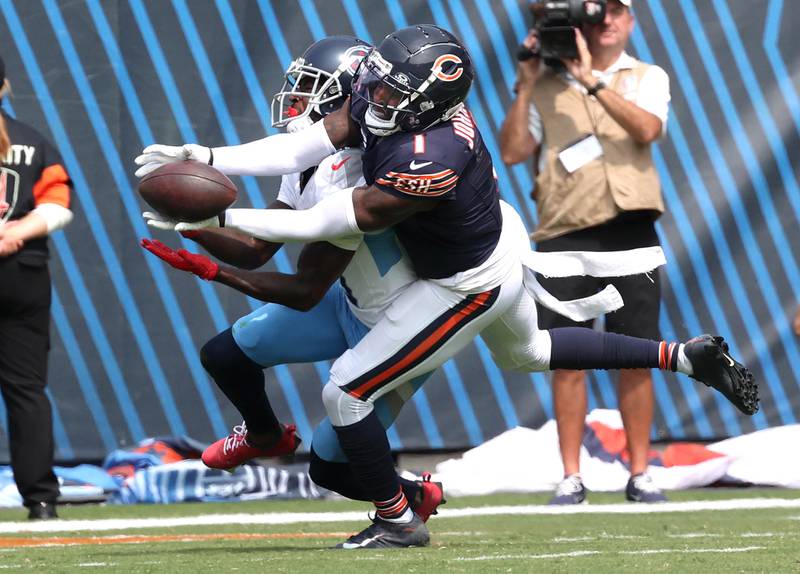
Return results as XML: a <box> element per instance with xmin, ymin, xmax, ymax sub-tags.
<box><xmin>134</xmin><ymin>143</ymin><xmax>212</xmax><ymax>178</ymax></box>
<box><xmin>174</xmin><ymin>216</ymin><xmax>221</xmax><ymax>233</ymax></box>
<box><xmin>143</xmin><ymin>211</ymin><xmax>179</xmax><ymax>231</ymax></box>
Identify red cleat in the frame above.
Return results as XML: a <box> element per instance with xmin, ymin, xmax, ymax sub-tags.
<box><xmin>201</xmin><ymin>422</ymin><xmax>301</xmax><ymax>471</ymax></box>
<box><xmin>411</xmin><ymin>473</ymin><xmax>446</xmax><ymax>522</ymax></box>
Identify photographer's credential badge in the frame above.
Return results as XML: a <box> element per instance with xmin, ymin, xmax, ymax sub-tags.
<box><xmin>558</xmin><ymin>134</ymin><xmax>603</xmax><ymax>173</ymax></box>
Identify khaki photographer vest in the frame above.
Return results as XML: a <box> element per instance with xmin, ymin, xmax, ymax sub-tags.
<box><xmin>530</xmin><ymin>63</ymin><xmax>664</xmax><ymax>242</ymax></box>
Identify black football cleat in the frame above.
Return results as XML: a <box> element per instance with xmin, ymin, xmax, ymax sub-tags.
<box><xmin>684</xmin><ymin>335</ymin><xmax>759</xmax><ymax>415</ymax></box>
<box><xmin>27</xmin><ymin>502</ymin><xmax>58</xmax><ymax>520</ymax></box>
<box><xmin>335</xmin><ymin>513</ymin><xmax>430</xmax><ymax>549</ymax></box>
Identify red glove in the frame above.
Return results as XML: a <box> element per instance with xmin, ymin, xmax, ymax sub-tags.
<box><xmin>140</xmin><ymin>238</ymin><xmax>219</xmax><ymax>280</ymax></box>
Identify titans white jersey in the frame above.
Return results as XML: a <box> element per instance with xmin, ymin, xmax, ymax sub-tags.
<box><xmin>276</xmin><ymin>149</ymin><xmax>417</xmax><ymax>327</ymax></box>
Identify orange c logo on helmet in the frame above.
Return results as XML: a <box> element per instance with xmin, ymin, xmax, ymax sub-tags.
<box><xmin>433</xmin><ymin>54</ymin><xmax>463</xmax><ymax>82</ymax></box>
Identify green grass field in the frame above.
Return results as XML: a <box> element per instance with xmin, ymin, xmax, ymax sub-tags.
<box><xmin>1</xmin><ymin>489</ymin><xmax>799</xmax><ymax>573</ymax></box>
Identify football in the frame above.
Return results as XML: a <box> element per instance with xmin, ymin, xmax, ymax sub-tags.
<box><xmin>138</xmin><ymin>161</ymin><xmax>237</xmax><ymax>222</ymax></box>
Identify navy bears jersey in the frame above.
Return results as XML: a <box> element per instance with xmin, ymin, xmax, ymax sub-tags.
<box><xmin>351</xmin><ymin>98</ymin><xmax>502</xmax><ymax>279</ymax></box>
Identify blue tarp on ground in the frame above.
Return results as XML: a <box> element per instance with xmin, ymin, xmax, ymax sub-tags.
<box><xmin>0</xmin><ymin>436</ymin><xmax>323</xmax><ymax>507</ymax></box>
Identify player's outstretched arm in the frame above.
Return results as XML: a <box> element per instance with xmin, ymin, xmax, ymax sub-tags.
<box><xmin>183</xmin><ymin>228</ymin><xmax>283</xmax><ymax>270</ymax></box>
<box><xmin>141</xmin><ymin>238</ymin><xmax>353</xmax><ymax>310</ymax></box>
<box><xmin>216</xmin><ymin>241</ymin><xmax>354</xmax><ymax>310</ymax></box>
<box><xmin>182</xmin><ymin>201</ymin><xmax>291</xmax><ymax>269</ymax></box>
<box><xmin>144</xmin><ymin>200</ymin><xmax>291</xmax><ymax>269</ymax></box>
<box><xmin>134</xmin><ymin>105</ymin><xmax>357</xmax><ymax>178</ymax></box>
<box><xmin>179</xmin><ymin>183</ymin><xmax>436</xmax><ymax>243</ymax></box>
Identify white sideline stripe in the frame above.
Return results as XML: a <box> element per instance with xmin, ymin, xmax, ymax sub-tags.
<box><xmin>456</xmin><ymin>546</ymin><xmax>764</xmax><ymax>562</ymax></box>
<box><xmin>456</xmin><ymin>550</ymin><xmax>601</xmax><ymax>561</ymax></box>
<box><xmin>1</xmin><ymin>497</ymin><xmax>799</xmax><ymax>533</ymax></box>
<box><xmin>621</xmin><ymin>546</ymin><xmax>764</xmax><ymax>556</ymax></box>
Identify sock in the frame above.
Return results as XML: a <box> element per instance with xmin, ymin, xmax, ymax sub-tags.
<box><xmin>200</xmin><ymin>328</ymin><xmax>281</xmax><ymax>435</ymax></box>
<box><xmin>332</xmin><ymin>410</ymin><xmax>405</xmax><ymax>515</ymax></box>
<box><xmin>548</xmin><ymin>328</ymin><xmax>682</xmax><ymax>372</ymax></box>
<box><xmin>676</xmin><ymin>343</ymin><xmax>692</xmax><ymax>375</ymax></box>
<box><xmin>657</xmin><ymin>341</ymin><xmax>682</xmax><ymax>372</ymax></box>
<box><xmin>374</xmin><ymin>488</ymin><xmax>413</xmax><ymax>523</ymax></box>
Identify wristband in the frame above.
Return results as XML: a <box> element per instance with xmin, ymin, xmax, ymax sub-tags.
<box><xmin>587</xmin><ymin>80</ymin><xmax>607</xmax><ymax>97</ymax></box>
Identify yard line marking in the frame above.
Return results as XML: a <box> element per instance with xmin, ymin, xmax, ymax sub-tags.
<box><xmin>553</xmin><ymin>536</ymin><xmax>594</xmax><ymax>542</ymax></box>
<box><xmin>1</xmin><ymin>498</ymin><xmax>799</xmax><ymax>533</ymax></box>
<box><xmin>0</xmin><ymin>532</ymin><xmax>351</xmax><ymax>549</ymax></box>
<box><xmin>456</xmin><ymin>550</ymin><xmax>601</xmax><ymax>561</ymax></box>
<box><xmin>454</xmin><ymin>546</ymin><xmax>765</xmax><ymax>562</ymax></box>
<box><xmin>620</xmin><ymin>546</ymin><xmax>764</xmax><ymax>555</ymax></box>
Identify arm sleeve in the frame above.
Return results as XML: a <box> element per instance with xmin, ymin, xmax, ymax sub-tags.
<box><xmin>211</xmin><ymin>120</ymin><xmax>336</xmax><ymax>176</ymax></box>
<box><xmin>32</xmin><ymin>203</ymin><xmax>73</xmax><ymax>232</ymax></box>
<box><xmin>224</xmin><ymin>187</ymin><xmax>362</xmax><ymax>245</ymax></box>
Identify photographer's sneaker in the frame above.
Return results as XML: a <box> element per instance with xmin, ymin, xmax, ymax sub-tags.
<box><xmin>625</xmin><ymin>473</ymin><xmax>667</xmax><ymax>503</ymax></box>
<box><xmin>335</xmin><ymin>513</ymin><xmax>430</xmax><ymax>549</ymax></box>
<box><xmin>411</xmin><ymin>473</ymin><xmax>446</xmax><ymax>523</ymax></box>
<box><xmin>684</xmin><ymin>335</ymin><xmax>759</xmax><ymax>415</ymax></box>
<box><xmin>201</xmin><ymin>422</ymin><xmax>301</xmax><ymax>471</ymax></box>
<box><xmin>548</xmin><ymin>474</ymin><xmax>587</xmax><ymax>505</ymax></box>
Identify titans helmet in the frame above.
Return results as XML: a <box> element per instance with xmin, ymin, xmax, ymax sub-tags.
<box><xmin>352</xmin><ymin>25</ymin><xmax>474</xmax><ymax>136</ymax></box>
<box><xmin>271</xmin><ymin>36</ymin><xmax>371</xmax><ymax>128</ymax></box>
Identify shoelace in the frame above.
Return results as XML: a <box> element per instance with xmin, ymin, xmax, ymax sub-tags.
<box><xmin>222</xmin><ymin>422</ymin><xmax>248</xmax><ymax>455</ymax></box>
<box><xmin>554</xmin><ymin>475</ymin><xmax>583</xmax><ymax>496</ymax></box>
<box><xmin>631</xmin><ymin>474</ymin><xmax>661</xmax><ymax>493</ymax></box>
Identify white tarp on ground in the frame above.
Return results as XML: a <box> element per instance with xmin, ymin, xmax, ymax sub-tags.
<box><xmin>432</xmin><ymin>409</ymin><xmax>800</xmax><ymax>496</ymax></box>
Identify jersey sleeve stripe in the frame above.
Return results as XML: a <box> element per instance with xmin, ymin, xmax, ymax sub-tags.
<box><xmin>384</xmin><ymin>168</ymin><xmax>454</xmax><ymax>180</ymax></box>
<box><xmin>427</xmin><ymin>174</ymin><xmax>459</xmax><ymax>189</ymax></box>
<box><xmin>33</xmin><ymin>164</ymin><xmax>71</xmax><ymax>208</ymax></box>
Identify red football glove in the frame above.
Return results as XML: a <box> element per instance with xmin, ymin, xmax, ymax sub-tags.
<box><xmin>140</xmin><ymin>238</ymin><xmax>219</xmax><ymax>280</ymax></box>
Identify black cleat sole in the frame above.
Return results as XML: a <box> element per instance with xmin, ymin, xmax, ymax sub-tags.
<box><xmin>691</xmin><ymin>335</ymin><xmax>759</xmax><ymax>416</ymax></box>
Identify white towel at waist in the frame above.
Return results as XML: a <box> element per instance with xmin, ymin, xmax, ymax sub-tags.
<box><xmin>519</xmin><ymin>246</ymin><xmax>666</xmax><ymax>322</ymax></box>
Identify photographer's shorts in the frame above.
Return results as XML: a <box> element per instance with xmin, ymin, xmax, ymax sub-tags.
<box><xmin>535</xmin><ymin>211</ymin><xmax>661</xmax><ymax>340</ymax></box>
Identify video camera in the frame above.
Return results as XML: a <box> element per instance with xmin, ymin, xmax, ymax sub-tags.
<box><xmin>519</xmin><ymin>0</ymin><xmax>606</xmax><ymax>62</ymax></box>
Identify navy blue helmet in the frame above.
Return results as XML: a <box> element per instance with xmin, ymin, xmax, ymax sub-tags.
<box><xmin>352</xmin><ymin>25</ymin><xmax>474</xmax><ymax>136</ymax></box>
<box><xmin>271</xmin><ymin>36</ymin><xmax>371</xmax><ymax>128</ymax></box>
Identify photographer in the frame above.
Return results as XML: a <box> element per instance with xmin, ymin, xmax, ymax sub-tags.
<box><xmin>499</xmin><ymin>0</ymin><xmax>671</xmax><ymax>504</ymax></box>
